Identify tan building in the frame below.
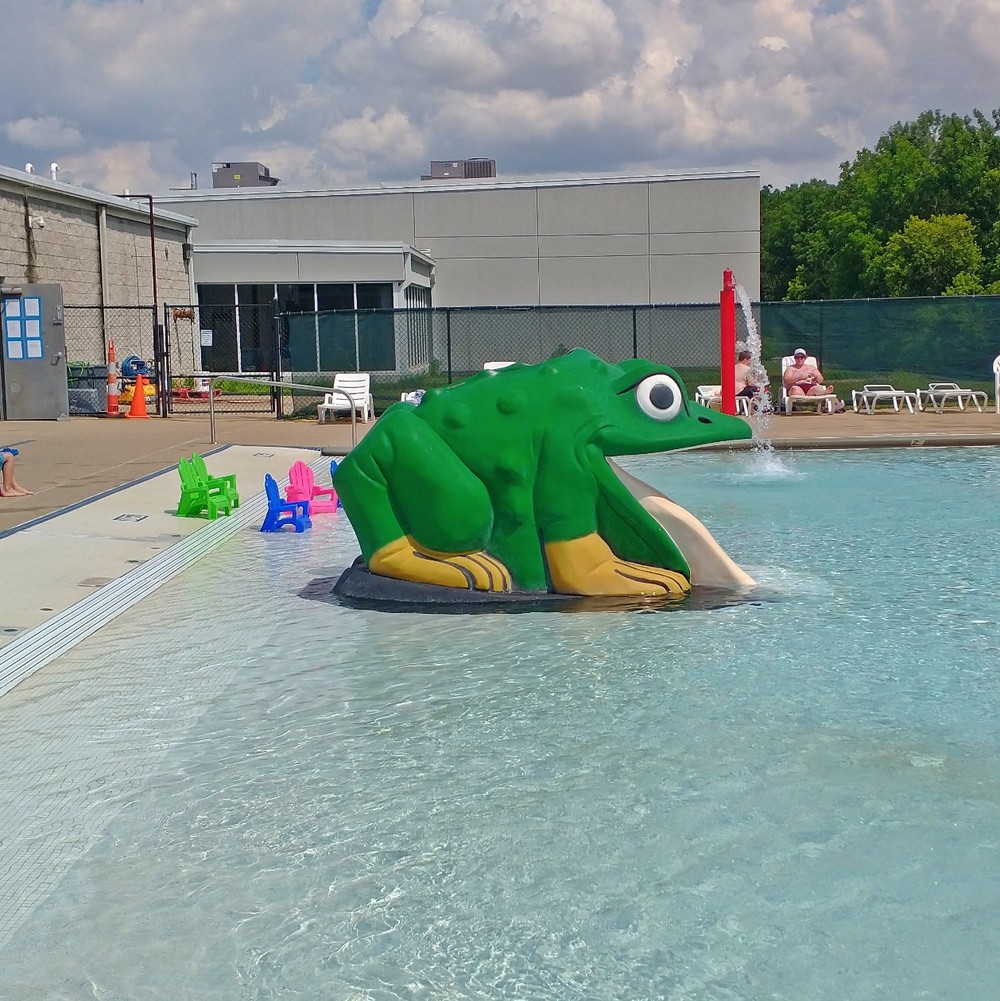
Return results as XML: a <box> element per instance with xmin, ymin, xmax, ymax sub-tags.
<box><xmin>0</xmin><ymin>163</ymin><xmax>197</xmax><ymax>367</ymax></box>
<box><xmin>158</xmin><ymin>168</ymin><xmax>761</xmax><ymax>308</ymax></box>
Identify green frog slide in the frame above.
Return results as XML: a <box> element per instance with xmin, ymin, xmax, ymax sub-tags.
<box><xmin>333</xmin><ymin>349</ymin><xmax>754</xmax><ymax>603</ymax></box>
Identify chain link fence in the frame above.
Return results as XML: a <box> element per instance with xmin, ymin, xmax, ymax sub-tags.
<box><xmin>64</xmin><ymin>306</ymin><xmax>156</xmax><ymax>415</ymax></box>
<box><xmin>60</xmin><ymin>296</ymin><xmax>999</xmax><ymax>418</ymax></box>
<box><xmin>760</xmin><ymin>296</ymin><xmax>1000</xmax><ymax>394</ymax></box>
<box><xmin>164</xmin><ymin>303</ymin><xmax>278</xmax><ymax>415</ymax></box>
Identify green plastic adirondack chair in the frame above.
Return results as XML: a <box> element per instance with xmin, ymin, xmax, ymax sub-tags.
<box><xmin>176</xmin><ymin>458</ymin><xmax>232</xmax><ymax>519</ymax></box>
<box><xmin>190</xmin><ymin>452</ymin><xmax>240</xmax><ymax>508</ymax></box>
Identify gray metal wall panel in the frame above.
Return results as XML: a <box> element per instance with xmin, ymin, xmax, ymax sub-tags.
<box><xmin>181</xmin><ymin>193</ymin><xmax>417</xmax><ymax>243</ymax></box>
<box><xmin>295</xmin><ymin>253</ymin><xmax>404</xmax><ymax>282</ymax></box>
<box><xmin>295</xmin><ymin>193</ymin><xmax>415</xmax><ymax>242</ymax></box>
<box><xmin>537</xmin><ymin>183</ymin><xmax>649</xmax><ymax>236</ymax></box>
<box><xmin>423</xmin><ymin>235</ymin><xmax>540</xmax><ymax>259</ymax></box>
<box><xmin>650</xmin><ymin>252</ymin><xmax>760</xmax><ymax>302</ymax></box>
<box><xmin>432</xmin><ymin>258</ymin><xmax>540</xmax><ymax>307</ymax></box>
<box><xmin>537</xmin><ymin>234</ymin><xmax>649</xmax><ymax>257</ymax></box>
<box><xmin>649</xmin><ymin>177</ymin><xmax>759</xmax><ymax>233</ymax></box>
<box><xmin>539</xmin><ymin>257</ymin><xmax>649</xmax><ymax>305</ymax></box>
<box><xmin>193</xmin><ymin>252</ymin><xmax>300</xmax><ymax>282</ymax></box>
<box><xmin>169</xmin><ymin>174</ymin><xmax>760</xmax><ymax>307</ymax></box>
<box><xmin>650</xmin><ymin>231</ymin><xmax>759</xmax><ymax>256</ymax></box>
<box><xmin>413</xmin><ymin>189</ymin><xmax>537</xmax><ymax>238</ymax></box>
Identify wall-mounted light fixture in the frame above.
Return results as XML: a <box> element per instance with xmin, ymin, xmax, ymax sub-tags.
<box><xmin>29</xmin><ymin>216</ymin><xmax>45</xmax><ymax>229</ymax></box>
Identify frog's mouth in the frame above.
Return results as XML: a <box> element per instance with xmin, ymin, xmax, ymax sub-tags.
<box><xmin>607</xmin><ymin>459</ymin><xmax>755</xmax><ymax>588</ymax></box>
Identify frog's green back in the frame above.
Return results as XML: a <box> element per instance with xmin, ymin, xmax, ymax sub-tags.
<box><xmin>334</xmin><ymin>349</ymin><xmax>752</xmax><ymax>595</ymax></box>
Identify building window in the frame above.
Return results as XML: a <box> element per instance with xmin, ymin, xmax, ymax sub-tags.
<box><xmin>3</xmin><ymin>296</ymin><xmax>44</xmax><ymax>360</ymax></box>
<box><xmin>195</xmin><ymin>280</ymin><xmax>427</xmax><ymax>372</ymax></box>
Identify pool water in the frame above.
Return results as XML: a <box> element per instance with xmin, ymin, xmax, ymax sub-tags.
<box><xmin>2</xmin><ymin>448</ymin><xmax>999</xmax><ymax>1000</ymax></box>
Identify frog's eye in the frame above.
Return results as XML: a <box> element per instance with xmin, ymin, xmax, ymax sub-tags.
<box><xmin>635</xmin><ymin>374</ymin><xmax>683</xmax><ymax>421</ymax></box>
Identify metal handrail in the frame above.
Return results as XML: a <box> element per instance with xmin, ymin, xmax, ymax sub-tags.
<box><xmin>207</xmin><ymin>375</ymin><xmax>358</xmax><ymax>448</ymax></box>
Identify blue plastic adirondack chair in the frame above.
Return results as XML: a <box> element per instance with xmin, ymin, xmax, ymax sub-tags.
<box><xmin>329</xmin><ymin>458</ymin><xmax>344</xmax><ymax>507</ymax></box>
<box><xmin>260</xmin><ymin>473</ymin><xmax>311</xmax><ymax>533</ymax></box>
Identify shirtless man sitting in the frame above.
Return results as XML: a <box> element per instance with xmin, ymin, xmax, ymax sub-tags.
<box><xmin>783</xmin><ymin>348</ymin><xmax>834</xmax><ymax>397</ymax></box>
<box><xmin>0</xmin><ymin>448</ymin><xmax>32</xmax><ymax>497</ymax></box>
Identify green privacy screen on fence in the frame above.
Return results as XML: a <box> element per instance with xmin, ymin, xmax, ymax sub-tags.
<box><xmin>759</xmin><ymin>295</ymin><xmax>1000</xmax><ymax>383</ymax></box>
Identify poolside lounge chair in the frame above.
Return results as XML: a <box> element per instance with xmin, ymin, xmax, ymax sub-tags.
<box><xmin>779</xmin><ymin>355</ymin><xmax>838</xmax><ymax>414</ymax></box>
<box><xmin>916</xmin><ymin>382</ymin><xmax>988</xmax><ymax>413</ymax></box>
<box><xmin>694</xmin><ymin>385</ymin><xmax>750</xmax><ymax>417</ymax></box>
<box><xmin>286</xmin><ymin>460</ymin><xmax>338</xmax><ymax>514</ymax></box>
<box><xmin>483</xmin><ymin>361</ymin><xmax>516</xmax><ymax>370</ymax></box>
<box><xmin>994</xmin><ymin>355</ymin><xmax>1000</xmax><ymax>415</ymax></box>
<box><xmin>317</xmin><ymin>373</ymin><xmax>374</xmax><ymax>424</ymax></box>
<box><xmin>851</xmin><ymin>384</ymin><xmax>917</xmax><ymax>414</ymax></box>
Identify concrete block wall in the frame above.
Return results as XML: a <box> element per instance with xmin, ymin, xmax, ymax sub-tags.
<box><xmin>0</xmin><ymin>191</ymin><xmax>102</xmax><ymax>300</ymax></box>
<box><xmin>1</xmin><ymin>176</ymin><xmax>196</xmax><ymax>365</ymax></box>
<box><xmin>0</xmin><ymin>190</ymin><xmax>191</xmax><ymax>307</ymax></box>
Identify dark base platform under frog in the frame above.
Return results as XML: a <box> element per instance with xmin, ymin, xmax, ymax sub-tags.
<box><xmin>301</xmin><ymin>558</ymin><xmax>768</xmax><ymax>614</ymax></box>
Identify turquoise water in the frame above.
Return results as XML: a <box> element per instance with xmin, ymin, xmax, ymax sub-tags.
<box><xmin>2</xmin><ymin>448</ymin><xmax>999</xmax><ymax>1000</ymax></box>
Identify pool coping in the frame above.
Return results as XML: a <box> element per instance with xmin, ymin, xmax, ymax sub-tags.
<box><xmin>705</xmin><ymin>432</ymin><xmax>1000</xmax><ymax>451</ymax></box>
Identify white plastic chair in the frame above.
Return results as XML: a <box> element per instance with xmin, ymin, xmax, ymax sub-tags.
<box><xmin>994</xmin><ymin>355</ymin><xmax>1000</xmax><ymax>415</ymax></box>
<box><xmin>483</xmin><ymin>361</ymin><xmax>516</xmax><ymax>371</ymax></box>
<box><xmin>850</xmin><ymin>384</ymin><xmax>917</xmax><ymax>414</ymax></box>
<box><xmin>916</xmin><ymin>382</ymin><xmax>987</xmax><ymax>413</ymax></box>
<box><xmin>780</xmin><ymin>355</ymin><xmax>837</xmax><ymax>414</ymax></box>
<box><xmin>317</xmin><ymin>373</ymin><xmax>374</xmax><ymax>423</ymax></box>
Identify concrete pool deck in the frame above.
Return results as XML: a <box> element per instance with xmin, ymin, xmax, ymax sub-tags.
<box><xmin>1</xmin><ymin>406</ymin><xmax>998</xmax><ymax>687</ymax></box>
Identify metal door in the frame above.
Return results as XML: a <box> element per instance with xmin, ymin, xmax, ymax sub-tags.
<box><xmin>0</xmin><ymin>283</ymin><xmax>69</xmax><ymax>420</ymax></box>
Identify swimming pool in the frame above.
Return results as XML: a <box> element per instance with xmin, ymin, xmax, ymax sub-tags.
<box><xmin>2</xmin><ymin>447</ymin><xmax>999</xmax><ymax>999</ymax></box>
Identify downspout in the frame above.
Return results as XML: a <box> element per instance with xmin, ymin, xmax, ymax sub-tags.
<box><xmin>98</xmin><ymin>205</ymin><xmax>111</xmax><ymax>355</ymax></box>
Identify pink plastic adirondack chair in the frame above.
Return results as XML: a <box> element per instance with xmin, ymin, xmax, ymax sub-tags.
<box><xmin>285</xmin><ymin>460</ymin><xmax>339</xmax><ymax>513</ymax></box>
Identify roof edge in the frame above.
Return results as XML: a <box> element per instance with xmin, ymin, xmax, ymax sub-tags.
<box><xmin>0</xmin><ymin>163</ymin><xmax>199</xmax><ymax>227</ymax></box>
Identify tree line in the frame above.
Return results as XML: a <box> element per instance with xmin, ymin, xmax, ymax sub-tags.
<box><xmin>761</xmin><ymin>109</ymin><xmax>1000</xmax><ymax>302</ymax></box>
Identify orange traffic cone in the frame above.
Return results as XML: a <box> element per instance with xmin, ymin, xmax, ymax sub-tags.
<box><xmin>106</xmin><ymin>339</ymin><xmax>120</xmax><ymax>416</ymax></box>
<box><xmin>125</xmin><ymin>373</ymin><xmax>151</xmax><ymax>419</ymax></box>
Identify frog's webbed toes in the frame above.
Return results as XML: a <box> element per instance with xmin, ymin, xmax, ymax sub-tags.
<box><xmin>370</xmin><ymin>537</ymin><xmax>513</xmax><ymax>592</ymax></box>
<box><xmin>545</xmin><ymin>532</ymin><xmax>690</xmax><ymax>597</ymax></box>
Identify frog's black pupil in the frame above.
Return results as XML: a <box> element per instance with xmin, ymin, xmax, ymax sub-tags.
<box><xmin>649</xmin><ymin>383</ymin><xmax>674</xmax><ymax>410</ymax></box>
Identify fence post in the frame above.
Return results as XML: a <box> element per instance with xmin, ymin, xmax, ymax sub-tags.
<box><xmin>271</xmin><ymin>297</ymin><xmax>283</xmax><ymax>419</ymax></box>
<box><xmin>720</xmin><ymin>269</ymin><xmax>737</xmax><ymax>415</ymax></box>
<box><xmin>155</xmin><ymin>304</ymin><xmax>169</xmax><ymax>417</ymax></box>
<box><xmin>446</xmin><ymin>309</ymin><xmax>453</xmax><ymax>383</ymax></box>
<box><xmin>632</xmin><ymin>307</ymin><xmax>638</xmax><ymax>358</ymax></box>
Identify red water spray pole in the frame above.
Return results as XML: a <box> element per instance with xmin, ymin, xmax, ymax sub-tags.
<box><xmin>720</xmin><ymin>269</ymin><xmax>737</xmax><ymax>415</ymax></box>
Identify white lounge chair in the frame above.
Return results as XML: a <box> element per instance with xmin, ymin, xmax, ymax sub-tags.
<box><xmin>994</xmin><ymin>355</ymin><xmax>1000</xmax><ymax>415</ymax></box>
<box><xmin>694</xmin><ymin>385</ymin><xmax>750</xmax><ymax>417</ymax></box>
<box><xmin>851</xmin><ymin>384</ymin><xmax>917</xmax><ymax>414</ymax></box>
<box><xmin>317</xmin><ymin>372</ymin><xmax>374</xmax><ymax>424</ymax></box>
<box><xmin>780</xmin><ymin>355</ymin><xmax>838</xmax><ymax>414</ymax></box>
<box><xmin>916</xmin><ymin>382</ymin><xmax>987</xmax><ymax>413</ymax></box>
<box><xmin>483</xmin><ymin>361</ymin><xmax>516</xmax><ymax>371</ymax></box>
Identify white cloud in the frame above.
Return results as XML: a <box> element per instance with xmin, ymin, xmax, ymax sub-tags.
<box><xmin>3</xmin><ymin>116</ymin><xmax>83</xmax><ymax>150</ymax></box>
<box><xmin>0</xmin><ymin>0</ymin><xmax>998</xmax><ymax>193</ymax></box>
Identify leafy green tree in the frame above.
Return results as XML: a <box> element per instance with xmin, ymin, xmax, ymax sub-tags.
<box><xmin>761</xmin><ymin>108</ymin><xmax>1000</xmax><ymax>301</ymax></box>
<box><xmin>867</xmin><ymin>214</ymin><xmax>983</xmax><ymax>297</ymax></box>
<box><xmin>760</xmin><ymin>180</ymin><xmax>836</xmax><ymax>300</ymax></box>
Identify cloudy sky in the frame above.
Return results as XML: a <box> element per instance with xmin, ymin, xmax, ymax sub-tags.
<box><xmin>1</xmin><ymin>0</ymin><xmax>997</xmax><ymax>196</ymax></box>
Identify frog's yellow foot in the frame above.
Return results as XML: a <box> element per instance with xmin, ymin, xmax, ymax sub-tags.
<box><xmin>545</xmin><ymin>532</ymin><xmax>690</xmax><ymax>597</ymax></box>
<box><xmin>369</xmin><ymin>536</ymin><xmax>513</xmax><ymax>592</ymax></box>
